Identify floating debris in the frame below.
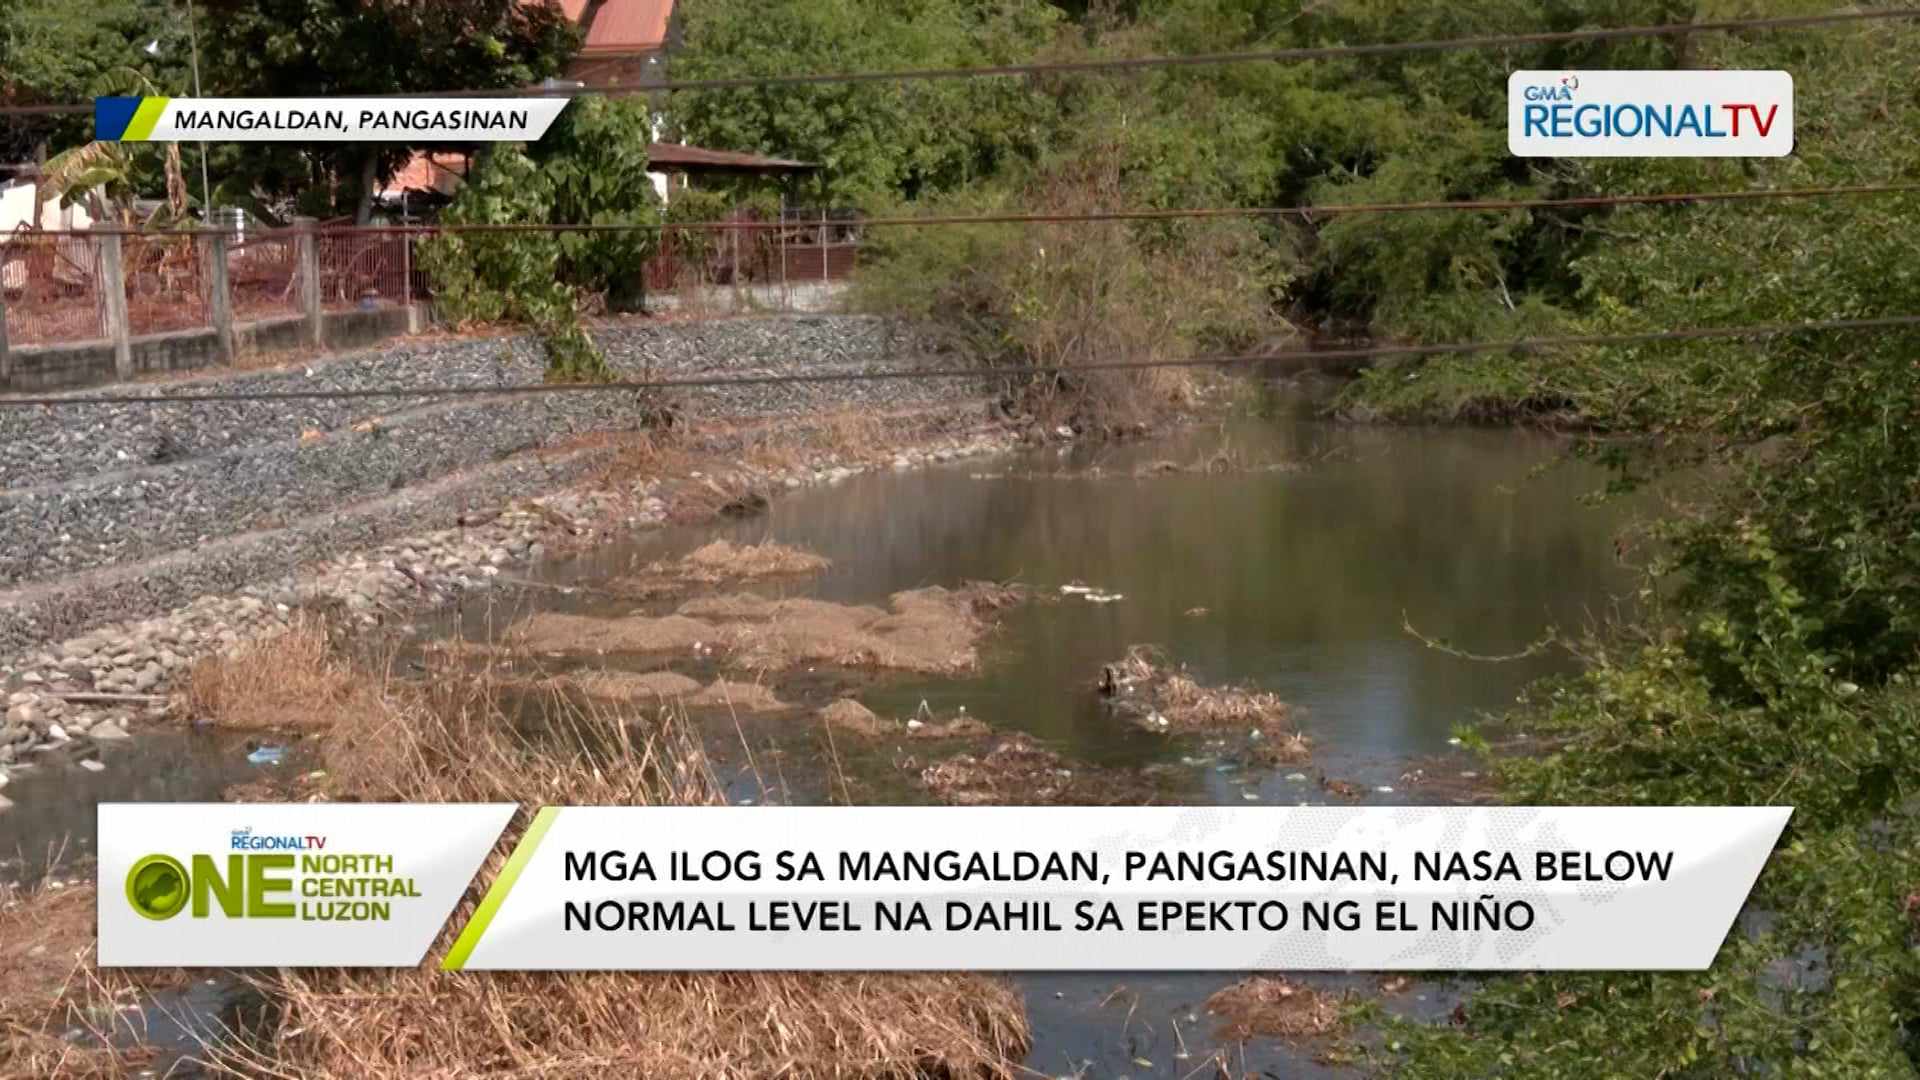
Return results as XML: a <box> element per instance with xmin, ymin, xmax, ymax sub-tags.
<box><xmin>1206</xmin><ymin>976</ymin><xmax>1343</xmax><ymax>1040</ymax></box>
<box><xmin>246</xmin><ymin>745</ymin><xmax>286</xmax><ymax>766</ymax></box>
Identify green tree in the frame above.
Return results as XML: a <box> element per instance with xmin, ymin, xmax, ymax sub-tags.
<box><xmin>0</xmin><ymin>0</ymin><xmax>191</xmax><ymax>165</ymax></box>
<box><xmin>419</xmin><ymin>96</ymin><xmax>663</xmax><ymax>380</ymax></box>
<box><xmin>194</xmin><ymin>0</ymin><xmax>579</xmax><ymax>222</ymax></box>
<box><xmin>668</xmin><ymin>0</ymin><xmax>1064</xmax><ymax>205</ymax></box>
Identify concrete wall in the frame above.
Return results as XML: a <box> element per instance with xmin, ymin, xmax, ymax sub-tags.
<box><xmin>1</xmin><ymin>306</ymin><xmax>423</xmax><ymax>393</ymax></box>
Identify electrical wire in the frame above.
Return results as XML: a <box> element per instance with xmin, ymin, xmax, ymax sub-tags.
<box><xmin>3</xmin><ymin>314</ymin><xmax>1915</xmax><ymax>409</ymax></box>
<box><xmin>2</xmin><ymin>8</ymin><xmax>1915</xmax><ymax>118</ymax></box>
<box><xmin>15</xmin><ymin>182</ymin><xmax>1920</xmax><ymax>238</ymax></box>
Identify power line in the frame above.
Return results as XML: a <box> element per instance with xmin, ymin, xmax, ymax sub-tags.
<box><xmin>3</xmin><ymin>314</ymin><xmax>1915</xmax><ymax>409</ymax></box>
<box><xmin>18</xmin><ymin>183</ymin><xmax>1920</xmax><ymax>238</ymax></box>
<box><xmin>3</xmin><ymin>8</ymin><xmax>1916</xmax><ymax>118</ymax></box>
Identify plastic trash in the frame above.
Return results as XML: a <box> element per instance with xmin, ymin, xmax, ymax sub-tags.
<box><xmin>247</xmin><ymin>746</ymin><xmax>286</xmax><ymax>766</ymax></box>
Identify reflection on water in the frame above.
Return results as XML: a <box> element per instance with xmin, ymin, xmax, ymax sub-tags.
<box><xmin>505</xmin><ymin>403</ymin><xmax>1636</xmax><ymax>1077</ymax></box>
<box><xmin>0</xmin><ymin>397</ymin><xmax>1637</xmax><ymax>1076</ymax></box>
<box><xmin>534</xmin><ymin>406</ymin><xmax>1633</xmax><ymax>779</ymax></box>
<box><xmin>1</xmin><ymin>732</ymin><xmax>252</xmax><ymax>884</ymax></box>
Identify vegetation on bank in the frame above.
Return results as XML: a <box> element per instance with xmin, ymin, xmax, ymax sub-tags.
<box><xmin>11</xmin><ymin>0</ymin><xmax>1920</xmax><ymax>1071</ymax></box>
<box><xmin>673</xmin><ymin>3</ymin><xmax>1920</xmax><ymax>1074</ymax></box>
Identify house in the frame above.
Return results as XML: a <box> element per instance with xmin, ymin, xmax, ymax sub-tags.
<box><xmin>559</xmin><ymin>0</ymin><xmax>676</xmax><ymax>88</ymax></box>
<box><xmin>376</xmin><ymin>143</ymin><xmax>814</xmax><ymax>211</ymax></box>
<box><xmin>1</xmin><ymin>171</ymin><xmax>95</xmax><ymax>234</ymax></box>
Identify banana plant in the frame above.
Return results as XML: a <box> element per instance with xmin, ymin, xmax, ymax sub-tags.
<box><xmin>36</xmin><ymin>67</ymin><xmax>192</xmax><ymax>228</ymax></box>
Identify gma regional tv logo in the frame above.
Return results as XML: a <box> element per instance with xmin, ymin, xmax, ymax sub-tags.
<box><xmin>124</xmin><ymin>828</ymin><xmax>420</xmax><ymax>923</ymax></box>
<box><xmin>1508</xmin><ymin>70</ymin><xmax>1792</xmax><ymax>157</ymax></box>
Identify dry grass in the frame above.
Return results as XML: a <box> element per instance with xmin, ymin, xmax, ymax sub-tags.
<box><xmin>180</xmin><ymin>616</ymin><xmax>381</xmax><ymax>731</ymax></box>
<box><xmin>921</xmin><ymin>734</ymin><xmax>1164</xmax><ymax>806</ymax></box>
<box><xmin>200</xmin><ymin>657</ymin><xmax>1031</xmax><ymax>1079</ymax></box>
<box><xmin>1205</xmin><ymin>977</ymin><xmax>1343</xmax><ymax>1041</ymax></box>
<box><xmin>737</xmin><ymin>408</ymin><xmax>893</xmax><ymax>472</ymax></box>
<box><xmin>1100</xmin><ymin>646</ymin><xmax>1305</xmax><ymax>761</ymax></box>
<box><xmin>0</xmin><ymin>875</ymin><xmax>183</xmax><ymax>1080</ymax></box>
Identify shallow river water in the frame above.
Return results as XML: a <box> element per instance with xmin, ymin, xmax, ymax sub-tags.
<box><xmin>2</xmin><ymin>393</ymin><xmax>1638</xmax><ymax>1076</ymax></box>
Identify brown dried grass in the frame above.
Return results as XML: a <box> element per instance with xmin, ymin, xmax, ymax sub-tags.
<box><xmin>921</xmin><ymin>734</ymin><xmax>1165</xmax><ymax>806</ymax></box>
<box><xmin>1204</xmin><ymin>976</ymin><xmax>1343</xmax><ymax>1041</ymax></box>
<box><xmin>203</xmin><ymin>659</ymin><xmax>1031</xmax><ymax>1079</ymax></box>
<box><xmin>180</xmin><ymin>616</ymin><xmax>379</xmax><ymax>731</ymax></box>
<box><xmin>1102</xmin><ymin>646</ymin><xmax>1302</xmax><ymax>760</ymax></box>
<box><xmin>0</xmin><ymin>875</ymin><xmax>182</xmax><ymax>1080</ymax></box>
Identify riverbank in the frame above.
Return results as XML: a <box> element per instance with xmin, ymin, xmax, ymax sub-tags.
<box><xmin>0</xmin><ymin>405</ymin><xmax>1021</xmax><ymax>801</ymax></box>
<box><xmin>0</xmin><ymin>309</ymin><xmax>1041</xmax><ymax>800</ymax></box>
<box><xmin>1</xmin><ymin>411</ymin><xmax>1616</xmax><ymax>1076</ymax></box>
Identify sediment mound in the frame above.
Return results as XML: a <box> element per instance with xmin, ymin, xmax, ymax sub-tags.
<box><xmin>507</xmin><ymin>583</ymin><xmax>1020</xmax><ymax>676</ymax></box>
<box><xmin>819</xmin><ymin>701</ymin><xmax>993</xmax><ymax>740</ymax></box>
<box><xmin>819</xmin><ymin>698</ymin><xmax>890</xmax><ymax>736</ymax></box>
<box><xmin>547</xmin><ymin>669</ymin><xmax>704</xmax><ymax>703</ymax></box>
<box><xmin>685</xmin><ymin>679</ymin><xmax>789</xmax><ymax>712</ymax></box>
<box><xmin>611</xmin><ymin>539</ymin><xmax>831</xmax><ymax>597</ymax></box>
<box><xmin>511</xmin><ymin>612</ymin><xmax>714</xmax><ymax>654</ymax></box>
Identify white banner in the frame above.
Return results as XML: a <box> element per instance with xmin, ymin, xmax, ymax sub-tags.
<box><xmin>1508</xmin><ymin>70</ymin><xmax>1793</xmax><ymax>157</ymax></box>
<box><xmin>98</xmin><ymin>803</ymin><xmax>514</xmax><ymax>967</ymax></box>
<box><xmin>446</xmin><ymin>806</ymin><xmax>1790</xmax><ymax>971</ymax></box>
<box><xmin>97</xmin><ymin>96</ymin><xmax>569</xmax><ymax>142</ymax></box>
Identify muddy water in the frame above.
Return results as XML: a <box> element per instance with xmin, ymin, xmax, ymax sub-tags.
<box><xmin>449</xmin><ymin>399</ymin><xmax>1635</xmax><ymax>1077</ymax></box>
<box><xmin>2</xmin><ymin>396</ymin><xmax>1635</xmax><ymax>1076</ymax></box>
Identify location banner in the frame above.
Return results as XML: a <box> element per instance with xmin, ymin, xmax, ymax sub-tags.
<box><xmin>99</xmin><ymin>803</ymin><xmax>515</xmax><ymax>967</ymax></box>
<box><xmin>94</xmin><ymin>97</ymin><xmax>570</xmax><ymax>142</ymax></box>
<box><xmin>444</xmin><ymin>805</ymin><xmax>1791</xmax><ymax>972</ymax></box>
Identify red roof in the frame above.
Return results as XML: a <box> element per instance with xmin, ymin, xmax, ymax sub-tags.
<box><xmin>559</xmin><ymin>0</ymin><xmax>672</xmax><ymax>56</ymax></box>
<box><xmin>379</xmin><ymin>152</ymin><xmax>469</xmax><ymax>197</ymax></box>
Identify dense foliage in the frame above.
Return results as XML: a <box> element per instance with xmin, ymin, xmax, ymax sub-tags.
<box><xmin>194</xmin><ymin>0</ymin><xmax>577</xmax><ymax>222</ymax></box>
<box><xmin>0</xmin><ymin>0</ymin><xmax>191</xmax><ymax>164</ymax></box>
<box><xmin>678</xmin><ymin>2</ymin><xmax>1920</xmax><ymax>1074</ymax></box>
<box><xmin>418</xmin><ymin>97</ymin><xmax>664</xmax><ymax>380</ymax></box>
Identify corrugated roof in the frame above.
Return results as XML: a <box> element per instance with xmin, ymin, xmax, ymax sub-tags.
<box><xmin>379</xmin><ymin>152</ymin><xmax>470</xmax><ymax>198</ymax></box>
<box><xmin>559</xmin><ymin>0</ymin><xmax>672</xmax><ymax>56</ymax></box>
<box><xmin>645</xmin><ymin>142</ymin><xmax>815</xmax><ymax>172</ymax></box>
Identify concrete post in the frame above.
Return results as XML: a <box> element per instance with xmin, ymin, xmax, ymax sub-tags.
<box><xmin>294</xmin><ymin>216</ymin><xmax>322</xmax><ymax>347</ymax></box>
<box><xmin>0</xmin><ymin>275</ymin><xmax>12</xmax><ymax>385</ymax></box>
<box><xmin>94</xmin><ymin>226</ymin><xmax>133</xmax><ymax>378</ymax></box>
<box><xmin>203</xmin><ymin>230</ymin><xmax>234</xmax><ymax>363</ymax></box>
<box><xmin>820</xmin><ymin>208</ymin><xmax>829</xmax><ymax>285</ymax></box>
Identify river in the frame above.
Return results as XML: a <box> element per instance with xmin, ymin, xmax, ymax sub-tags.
<box><xmin>1</xmin><ymin>392</ymin><xmax>1637</xmax><ymax>1075</ymax></box>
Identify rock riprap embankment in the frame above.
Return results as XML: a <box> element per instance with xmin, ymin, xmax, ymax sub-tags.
<box><xmin>0</xmin><ymin>314</ymin><xmax>987</xmax><ymax>650</ymax></box>
<box><xmin>0</xmin><ymin>427</ymin><xmax>1016</xmax><ymax>797</ymax></box>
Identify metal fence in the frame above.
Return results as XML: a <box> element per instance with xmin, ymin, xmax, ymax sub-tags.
<box><xmin>121</xmin><ymin>234</ymin><xmax>210</xmax><ymax>336</ymax></box>
<box><xmin>227</xmin><ymin>230</ymin><xmax>304</xmax><ymax>323</ymax></box>
<box><xmin>317</xmin><ymin>231</ymin><xmax>414</xmax><ymax>311</ymax></box>
<box><xmin>1</xmin><ymin>210</ymin><xmax>861</xmax><ymax>356</ymax></box>
<box><xmin>1</xmin><ymin>231</ymin><xmax>106</xmax><ymax>345</ymax></box>
<box><xmin>641</xmin><ymin>206</ymin><xmax>862</xmax><ymax>314</ymax></box>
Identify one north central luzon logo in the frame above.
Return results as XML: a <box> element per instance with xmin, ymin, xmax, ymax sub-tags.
<box><xmin>125</xmin><ymin>829</ymin><xmax>420</xmax><ymax>922</ymax></box>
<box><xmin>1520</xmin><ymin>76</ymin><xmax>1781</xmax><ymax>140</ymax></box>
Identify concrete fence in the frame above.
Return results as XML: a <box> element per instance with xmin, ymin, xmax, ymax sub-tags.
<box><xmin>0</xmin><ymin>218</ymin><xmax>418</xmax><ymax>393</ymax></box>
